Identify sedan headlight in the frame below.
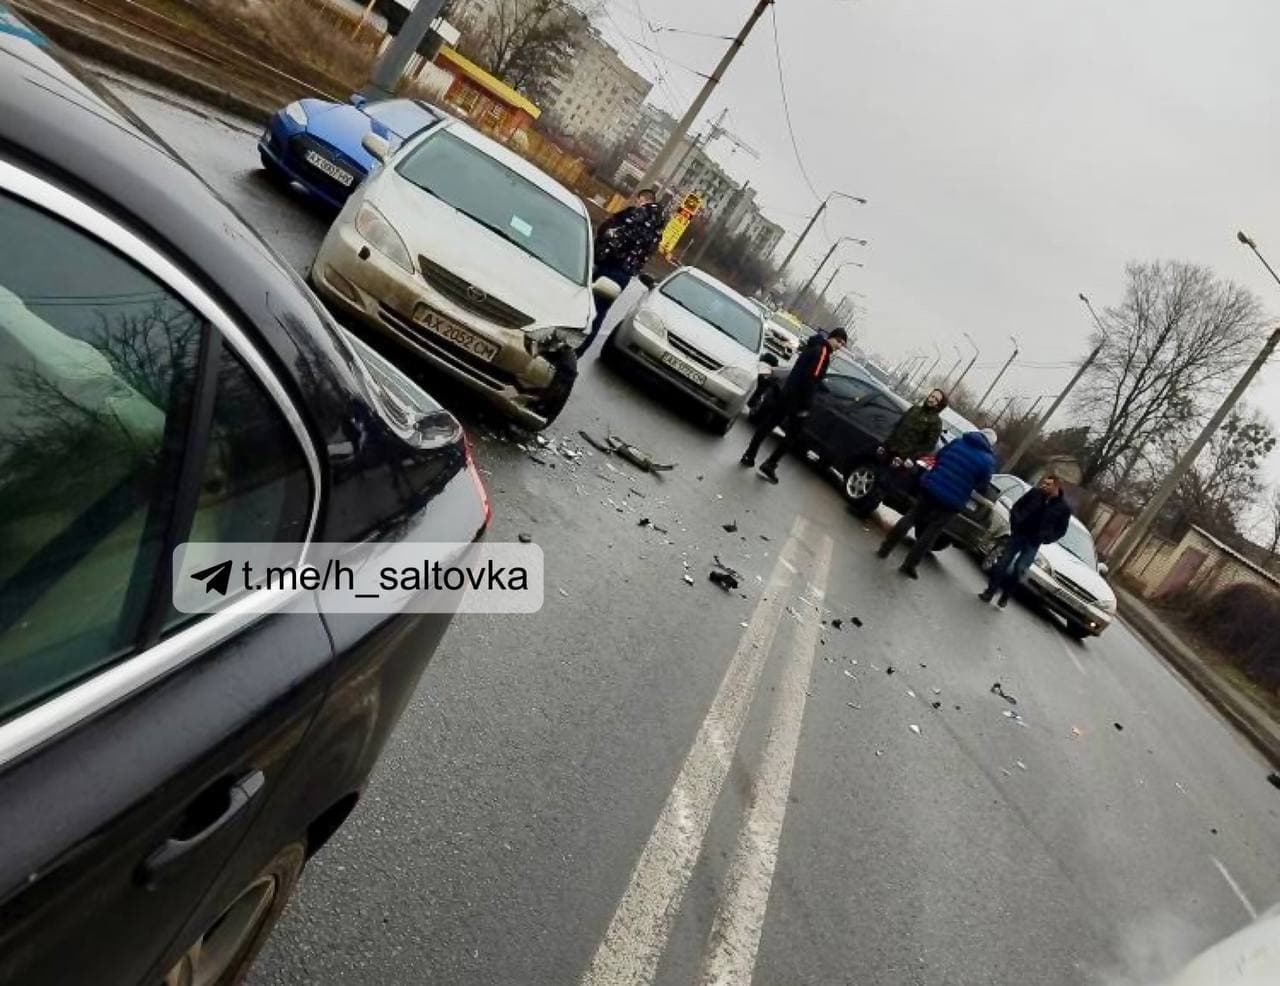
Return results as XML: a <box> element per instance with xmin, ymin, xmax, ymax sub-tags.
<box><xmin>721</xmin><ymin>365</ymin><xmax>756</xmax><ymax>388</ymax></box>
<box><xmin>1033</xmin><ymin>551</ymin><xmax>1053</xmax><ymax>575</ymax></box>
<box><xmin>1096</xmin><ymin>595</ymin><xmax>1117</xmax><ymax>614</ymax></box>
<box><xmin>354</xmin><ymin>202</ymin><xmax>414</xmax><ymax>273</ymax></box>
<box><xmin>633</xmin><ymin>308</ymin><xmax>666</xmax><ymax>339</ymax></box>
<box><xmin>283</xmin><ymin>101</ymin><xmax>308</xmax><ymax>126</ymax></box>
<box><xmin>524</xmin><ymin>325</ymin><xmax>586</xmax><ymax>354</ymax></box>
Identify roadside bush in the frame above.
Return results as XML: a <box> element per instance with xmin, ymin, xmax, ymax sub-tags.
<box><xmin>1185</xmin><ymin>582</ymin><xmax>1280</xmax><ymax>691</ymax></box>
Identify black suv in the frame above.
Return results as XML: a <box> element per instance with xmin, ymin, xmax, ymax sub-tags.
<box><xmin>0</xmin><ymin>19</ymin><xmax>488</xmax><ymax>986</ymax></box>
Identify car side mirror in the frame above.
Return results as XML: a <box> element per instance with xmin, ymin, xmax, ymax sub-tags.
<box><xmin>361</xmin><ymin>133</ymin><xmax>390</xmax><ymax>162</ymax></box>
<box><xmin>637</xmin><ymin>272</ymin><xmax>656</xmax><ymax>288</ymax></box>
<box><xmin>349</xmin><ymin>92</ymin><xmax>367</xmax><ymax>108</ymax></box>
<box><xmin>1097</xmin><ymin>562</ymin><xmax>1109</xmax><ymax>578</ymax></box>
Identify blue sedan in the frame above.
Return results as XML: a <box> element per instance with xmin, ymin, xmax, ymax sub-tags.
<box><xmin>258</xmin><ymin>94</ymin><xmax>441</xmax><ymax>210</ymax></box>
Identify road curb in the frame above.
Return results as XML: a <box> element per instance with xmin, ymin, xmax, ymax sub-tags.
<box><xmin>20</xmin><ymin>10</ymin><xmax>274</xmax><ymax>122</ymax></box>
<box><xmin>1118</xmin><ymin>587</ymin><xmax>1280</xmax><ymax>768</ymax></box>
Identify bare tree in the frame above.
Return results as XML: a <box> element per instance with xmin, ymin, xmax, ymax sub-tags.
<box><xmin>1167</xmin><ymin>407</ymin><xmax>1276</xmax><ymax>536</ymax></box>
<box><xmin>1264</xmin><ymin>488</ymin><xmax>1280</xmax><ymax>556</ymax></box>
<box><xmin>450</xmin><ymin>0</ymin><xmax>594</xmax><ymax>101</ymax></box>
<box><xmin>1072</xmin><ymin>260</ymin><xmax>1264</xmax><ymax>485</ymax></box>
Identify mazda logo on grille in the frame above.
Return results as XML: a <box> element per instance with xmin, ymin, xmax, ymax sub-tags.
<box><xmin>465</xmin><ymin>285</ymin><xmax>487</xmax><ymax>303</ymax></box>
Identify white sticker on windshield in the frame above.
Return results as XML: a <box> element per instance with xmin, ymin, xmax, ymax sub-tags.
<box><xmin>509</xmin><ymin>216</ymin><xmax>533</xmax><ymax>238</ymax></box>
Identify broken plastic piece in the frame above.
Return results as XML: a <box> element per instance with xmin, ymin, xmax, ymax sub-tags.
<box><xmin>906</xmin><ymin>689</ymin><xmax>916</xmax><ymax>698</ymax></box>
<box><xmin>930</xmin><ymin>701</ymin><xmax>942</xmax><ymax>710</ymax></box>
<box><xmin>885</xmin><ymin>665</ymin><xmax>896</xmax><ymax>676</ymax></box>
<box><xmin>723</xmin><ymin>520</ymin><xmax>738</xmax><ymax>533</ymax></box>
<box><xmin>1015</xmin><ymin>760</ymin><xmax>1027</xmax><ymax>771</ymax></box>
<box><xmin>990</xmin><ymin>682</ymin><xmax>1017</xmax><ymax>704</ymax></box>
<box><xmin>1268</xmin><ymin>772</ymin><xmax>1280</xmax><ymax>790</ymax></box>
<box><xmin>1113</xmin><ymin>722</ymin><xmax>1124</xmax><ymax>732</ymax></box>
<box><xmin>638</xmin><ymin>517</ymin><xmax>651</xmax><ymax>527</ymax></box>
<box><xmin>908</xmin><ymin>724</ymin><xmax>921</xmax><ymax>735</ymax></box>
<box><xmin>682</xmin><ymin>573</ymin><xmax>695</xmax><ymax>586</ymax></box>
<box><xmin>831</xmin><ymin>619</ymin><xmax>843</xmax><ymax>629</ymax></box>
<box><xmin>517</xmin><ymin>533</ymin><xmax>532</xmax><ymax>544</ymax></box>
<box><xmin>851</xmin><ymin>617</ymin><xmax>863</xmax><ymax>628</ymax></box>
<box><xmin>708</xmin><ymin>570</ymin><xmax>740</xmax><ymax>591</ymax></box>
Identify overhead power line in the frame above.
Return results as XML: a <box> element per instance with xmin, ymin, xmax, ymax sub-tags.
<box><xmin>769</xmin><ymin>3</ymin><xmax>821</xmax><ymax>202</ymax></box>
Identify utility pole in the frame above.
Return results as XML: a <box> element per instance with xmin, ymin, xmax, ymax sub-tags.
<box><xmin>1003</xmin><ymin>341</ymin><xmax>1102</xmax><ymax>472</ymax></box>
<box><xmin>688</xmin><ymin>181</ymin><xmax>750</xmax><ymax>266</ymax></box>
<box><xmin>949</xmin><ymin>333</ymin><xmax>981</xmax><ymax>394</ymax></box>
<box><xmin>656</xmin><ymin>108</ymin><xmax>726</xmax><ymax>196</ymax></box>
<box><xmin>636</xmin><ymin>0</ymin><xmax>773</xmax><ymax>191</ymax></box>
<box><xmin>914</xmin><ymin>343</ymin><xmax>942</xmax><ymax>391</ymax></box>
<box><xmin>788</xmin><ymin>236</ymin><xmax>866</xmax><ymax>311</ymax></box>
<box><xmin>776</xmin><ymin>190</ymin><xmax>867</xmax><ymax>280</ymax></box>
<box><xmin>975</xmin><ymin>336</ymin><xmax>1019</xmax><ymax>413</ymax></box>
<box><xmin>362</xmin><ymin>0</ymin><xmax>447</xmax><ymax>99</ymax></box>
<box><xmin>805</xmin><ymin>261</ymin><xmax>862</xmax><ymax>320</ymax></box>
<box><xmin>1109</xmin><ymin>326</ymin><xmax>1280</xmax><ymax>569</ymax></box>
<box><xmin>940</xmin><ymin>345</ymin><xmax>963</xmax><ymax>390</ymax></box>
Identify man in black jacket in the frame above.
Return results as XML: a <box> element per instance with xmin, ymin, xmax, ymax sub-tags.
<box><xmin>741</xmin><ymin>328</ymin><xmax>848</xmax><ymax>484</ymax></box>
<box><xmin>980</xmin><ymin>474</ymin><xmax>1072</xmax><ymax>607</ymax></box>
<box><xmin>577</xmin><ymin>189</ymin><xmax>665</xmax><ymax>357</ymax></box>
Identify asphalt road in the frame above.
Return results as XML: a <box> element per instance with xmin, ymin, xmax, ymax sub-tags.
<box><xmin>105</xmin><ymin>77</ymin><xmax>1280</xmax><ymax>986</ymax></box>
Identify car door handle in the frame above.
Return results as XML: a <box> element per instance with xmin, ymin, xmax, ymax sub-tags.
<box><xmin>139</xmin><ymin>769</ymin><xmax>265</xmax><ymax>883</ymax></box>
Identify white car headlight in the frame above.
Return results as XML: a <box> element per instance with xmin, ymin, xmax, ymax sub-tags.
<box><xmin>1096</xmin><ymin>595</ymin><xmax>1117</xmax><ymax>614</ymax></box>
<box><xmin>1033</xmin><ymin>551</ymin><xmax>1053</xmax><ymax>575</ymax></box>
<box><xmin>354</xmin><ymin>202</ymin><xmax>414</xmax><ymax>273</ymax></box>
<box><xmin>283</xmin><ymin>101</ymin><xmax>308</xmax><ymax>126</ymax></box>
<box><xmin>633</xmin><ymin>308</ymin><xmax>666</xmax><ymax>338</ymax></box>
<box><xmin>721</xmin><ymin>365</ymin><xmax>756</xmax><ymax>388</ymax></box>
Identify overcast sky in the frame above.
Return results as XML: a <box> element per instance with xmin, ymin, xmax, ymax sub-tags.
<box><xmin>596</xmin><ymin>0</ymin><xmax>1280</xmax><ymax>487</ymax></box>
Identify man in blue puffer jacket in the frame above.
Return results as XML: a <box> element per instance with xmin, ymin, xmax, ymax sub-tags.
<box><xmin>877</xmin><ymin>428</ymin><xmax>998</xmax><ymax>578</ymax></box>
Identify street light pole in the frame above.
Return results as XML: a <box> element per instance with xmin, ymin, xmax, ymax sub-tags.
<box><xmin>788</xmin><ymin>236</ymin><xmax>867</xmax><ymax>312</ymax></box>
<box><xmin>806</xmin><ymin>260</ymin><xmax>863</xmax><ymax>320</ymax></box>
<box><xmin>636</xmin><ymin>0</ymin><xmax>773</xmax><ymax>191</ymax></box>
<box><xmin>976</xmin><ymin>335</ymin><xmax>1019</xmax><ymax>413</ymax></box>
<box><xmin>949</xmin><ymin>333</ymin><xmax>981</xmax><ymax>393</ymax></box>
<box><xmin>913</xmin><ymin>341</ymin><xmax>943</xmax><ymax>391</ymax></box>
<box><xmin>940</xmin><ymin>344</ymin><xmax>963</xmax><ymax>390</ymax></box>
<box><xmin>1003</xmin><ymin>294</ymin><xmax>1106</xmax><ymax>473</ymax></box>
<box><xmin>1109</xmin><ymin>231</ymin><xmax>1280</xmax><ymax>567</ymax></box>
<box><xmin>362</xmin><ymin>0</ymin><xmax>448</xmax><ymax>99</ymax></box>
<box><xmin>776</xmin><ymin>190</ymin><xmax>867</xmax><ymax>280</ymax></box>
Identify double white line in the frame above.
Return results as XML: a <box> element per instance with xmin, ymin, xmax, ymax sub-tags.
<box><xmin>582</xmin><ymin>517</ymin><xmax>834</xmax><ymax>986</ymax></box>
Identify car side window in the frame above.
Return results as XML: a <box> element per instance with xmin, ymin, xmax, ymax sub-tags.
<box><xmin>0</xmin><ymin>192</ymin><xmax>202</xmax><ymax>720</ymax></box>
<box><xmin>823</xmin><ymin>374</ymin><xmax>876</xmax><ymax>402</ymax></box>
<box><xmin>859</xmin><ymin>396</ymin><xmax>908</xmax><ymax>440</ymax></box>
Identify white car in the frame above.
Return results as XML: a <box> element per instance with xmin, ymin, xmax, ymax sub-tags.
<box><xmin>605</xmin><ymin>267</ymin><xmax>765</xmax><ymax>435</ymax></box>
<box><xmin>762</xmin><ymin>310</ymin><xmax>801</xmax><ymax>364</ymax></box>
<box><xmin>311</xmin><ymin>117</ymin><xmax>593</xmax><ymax>429</ymax></box>
<box><xmin>982</xmin><ymin>475</ymin><xmax>1118</xmax><ymax>637</ymax></box>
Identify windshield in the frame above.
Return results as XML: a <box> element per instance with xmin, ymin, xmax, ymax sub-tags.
<box><xmin>659</xmin><ymin>274</ymin><xmax>763</xmax><ymax>350</ymax></box>
<box><xmin>1058</xmin><ymin>522</ymin><xmax>1098</xmax><ymax>568</ymax></box>
<box><xmin>396</xmin><ymin>130</ymin><xmax>589</xmax><ymax>284</ymax></box>
<box><xmin>364</xmin><ymin>99</ymin><xmax>438</xmax><ymax>138</ymax></box>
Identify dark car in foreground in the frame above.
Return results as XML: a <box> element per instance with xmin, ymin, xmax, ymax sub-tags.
<box><xmin>258</xmin><ymin>94</ymin><xmax>441</xmax><ymax>209</ymax></box>
<box><xmin>0</xmin><ymin>19</ymin><xmax>488</xmax><ymax>986</ymax></box>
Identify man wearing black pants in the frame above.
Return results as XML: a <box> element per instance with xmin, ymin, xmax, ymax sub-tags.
<box><xmin>740</xmin><ymin>328</ymin><xmax>848</xmax><ymax>484</ymax></box>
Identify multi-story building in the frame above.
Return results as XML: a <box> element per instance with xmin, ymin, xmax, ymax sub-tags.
<box><xmin>543</xmin><ymin>28</ymin><xmax>650</xmax><ymax>156</ymax></box>
<box><xmin>736</xmin><ymin>210</ymin><xmax>786</xmax><ymax>262</ymax></box>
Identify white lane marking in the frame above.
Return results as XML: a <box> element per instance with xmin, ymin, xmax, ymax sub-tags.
<box><xmin>698</xmin><ymin>534</ymin><xmax>834</xmax><ymax>986</ymax></box>
<box><xmin>580</xmin><ymin>518</ymin><xmax>810</xmax><ymax>986</ymax></box>
<box><xmin>1212</xmin><ymin>856</ymin><xmax>1258</xmax><ymax>920</ymax></box>
<box><xmin>1059</xmin><ymin>635</ymin><xmax>1087</xmax><ymax>675</ymax></box>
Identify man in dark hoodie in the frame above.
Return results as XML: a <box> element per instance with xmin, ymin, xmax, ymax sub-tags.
<box><xmin>877</xmin><ymin>427</ymin><xmax>997</xmax><ymax>578</ymax></box>
<box><xmin>577</xmin><ymin>188</ymin><xmax>665</xmax><ymax>357</ymax></box>
<box><xmin>980</xmin><ymin>473</ymin><xmax>1072</xmax><ymax>607</ymax></box>
<box><xmin>741</xmin><ymin>328</ymin><xmax>848</xmax><ymax>484</ymax></box>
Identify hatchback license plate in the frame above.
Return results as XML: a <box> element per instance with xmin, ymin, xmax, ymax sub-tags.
<box><xmin>660</xmin><ymin>351</ymin><xmax>706</xmax><ymax>386</ymax></box>
<box><xmin>303</xmin><ymin>149</ymin><xmax>354</xmax><ymax>186</ymax></box>
<box><xmin>417</xmin><ymin>308</ymin><xmax>501</xmax><ymax>362</ymax></box>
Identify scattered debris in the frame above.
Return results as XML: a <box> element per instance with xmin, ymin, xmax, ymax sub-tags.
<box><xmin>534</xmin><ymin>435</ymin><xmax>549</xmax><ymax>448</ymax></box>
<box><xmin>1001</xmin><ymin>768</ymin><xmax>1012</xmax><ymax>777</ymax></box>
<box><xmin>1211</xmin><ymin>827</ymin><xmax>1219</xmax><ymax>835</ymax></box>
<box><xmin>708</xmin><ymin>569</ymin><xmax>740</xmax><ymax>591</ymax></box>
<box><xmin>870</xmin><ymin>663</ymin><xmax>881</xmax><ymax>672</ymax></box>
<box><xmin>527</xmin><ymin>453</ymin><xmax>552</xmax><ymax>467</ymax></box>
<box><xmin>990</xmin><ymin>682</ymin><xmax>1017</xmax><ymax>704</ymax></box>
<box><xmin>577</xmin><ymin>429</ymin><xmax>613</xmax><ymax>454</ymax></box>
<box><xmin>1267</xmin><ymin>772</ymin><xmax>1280</xmax><ymax>790</ymax></box>
<box><xmin>638</xmin><ymin>517</ymin><xmax>651</xmax><ymax>527</ymax></box>
<box><xmin>932</xmin><ymin>688</ymin><xmax>942</xmax><ymax>695</ymax></box>
<box><xmin>760</xmin><ymin>534</ymin><xmax>770</xmax><ymax>541</ymax></box>
<box><xmin>885</xmin><ymin>665</ymin><xmax>896</xmax><ymax>676</ymax></box>
<box><xmin>610</xmin><ymin>436</ymin><xmax>676</xmax><ymax>473</ymax></box>
<box><xmin>558</xmin><ymin>587</ymin><xmax>569</xmax><ymax>597</ymax></box>
<box><xmin>1071</xmin><ymin>726</ymin><xmax>1084</xmax><ymax>738</ymax></box>
<box><xmin>785</xmin><ymin>606</ymin><xmax>803</xmax><ymax>623</ymax></box>
<box><xmin>1015</xmin><ymin>760</ymin><xmax>1027</xmax><ymax>771</ymax></box>
<box><xmin>831</xmin><ymin>619</ymin><xmax>843</xmax><ymax>629</ymax></box>
<box><xmin>628</xmin><ymin>487</ymin><xmax>646</xmax><ymax>498</ymax></box>
<box><xmin>875</xmin><ymin>749</ymin><xmax>884</xmax><ymax>757</ymax></box>
<box><xmin>847</xmin><ymin>702</ymin><xmax>861</xmax><ymax>710</ymax></box>
<box><xmin>850</xmin><ymin>617</ymin><xmax>863</xmax><ymax>628</ymax></box>
<box><xmin>843</xmin><ymin>670</ymin><xmax>856</xmax><ymax>679</ymax></box>
<box><xmin>930</xmin><ymin>701</ymin><xmax>942</xmax><ymax>710</ymax></box>
<box><xmin>739</xmin><ymin>621</ymin><xmax>749</xmax><ymax>628</ymax></box>
<box><xmin>1002</xmin><ymin>709</ymin><xmax>1027</xmax><ymax>726</ymax></box>
<box><xmin>954</xmin><ymin>704</ymin><xmax>961</xmax><ymax>711</ymax></box>
<box><xmin>908</xmin><ymin>724</ymin><xmax>921</xmax><ymax>736</ymax></box>
<box><xmin>682</xmin><ymin>573</ymin><xmax>695</xmax><ymax>586</ymax></box>
<box><xmin>517</xmin><ymin>533</ymin><xmax>532</xmax><ymax>544</ymax></box>
<box><xmin>906</xmin><ymin>689</ymin><xmax>916</xmax><ymax>699</ymax></box>
<box><xmin>1113</xmin><ymin>722</ymin><xmax>1124</xmax><ymax>732</ymax></box>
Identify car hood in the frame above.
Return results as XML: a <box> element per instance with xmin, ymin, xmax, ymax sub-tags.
<box><xmin>302</xmin><ymin>100</ymin><xmax>389</xmax><ymax>170</ymax></box>
<box><xmin>644</xmin><ymin>291</ymin><xmax>760</xmax><ymax>369</ymax></box>
<box><xmin>366</xmin><ymin>170</ymin><xmax>591</xmax><ymax>330</ymax></box>
<box><xmin>1165</xmin><ymin>906</ymin><xmax>1280</xmax><ymax>984</ymax></box>
<box><xmin>1041</xmin><ymin>542</ymin><xmax>1114</xmax><ymax>603</ymax></box>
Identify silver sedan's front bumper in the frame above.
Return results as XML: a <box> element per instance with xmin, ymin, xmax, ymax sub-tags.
<box><xmin>1024</xmin><ymin>565</ymin><xmax>1114</xmax><ymax>635</ymax></box>
<box><xmin>610</xmin><ymin>314</ymin><xmax>750</xmax><ymax>419</ymax></box>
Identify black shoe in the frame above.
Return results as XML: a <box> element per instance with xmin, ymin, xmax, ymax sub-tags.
<box><xmin>875</xmin><ymin>545</ymin><xmax>892</xmax><ymax>559</ymax></box>
<box><xmin>758</xmin><ymin>464</ymin><xmax>779</xmax><ymax>484</ymax></box>
<box><xmin>997</xmin><ymin>594</ymin><xmax>1009</xmax><ymax>608</ymax></box>
<box><xmin>978</xmin><ymin>589</ymin><xmax>995</xmax><ymax>603</ymax></box>
<box><xmin>740</xmin><ymin>453</ymin><xmax>755</xmax><ymax>467</ymax></box>
<box><xmin>898</xmin><ymin>565</ymin><xmax>919</xmax><ymax>580</ymax></box>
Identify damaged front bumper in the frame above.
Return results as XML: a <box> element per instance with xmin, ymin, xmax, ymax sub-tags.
<box><xmin>312</xmin><ymin>220</ymin><xmax>569</xmax><ymax>429</ymax></box>
<box><xmin>1024</xmin><ymin>565</ymin><xmax>1113</xmax><ymax>635</ymax></box>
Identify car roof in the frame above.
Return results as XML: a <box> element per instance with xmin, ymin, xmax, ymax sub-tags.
<box><xmin>830</xmin><ymin>353</ymin><xmax>911</xmax><ymax>409</ymax></box>
<box><xmin>437</xmin><ymin>119</ymin><xmax>588</xmax><ymax>218</ymax></box>
<box><xmin>664</xmin><ymin>266</ymin><xmax>762</xmax><ymax>313</ymax></box>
